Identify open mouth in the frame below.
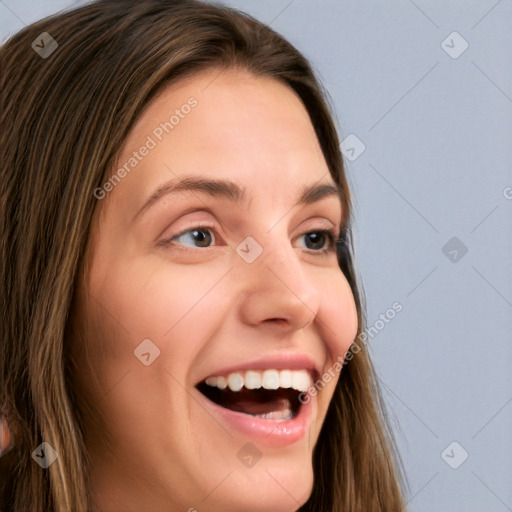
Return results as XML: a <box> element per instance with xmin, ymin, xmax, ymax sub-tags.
<box><xmin>196</xmin><ymin>369</ymin><xmax>312</xmax><ymax>421</ymax></box>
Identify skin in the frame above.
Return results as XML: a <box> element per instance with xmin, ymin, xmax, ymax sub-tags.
<box><xmin>71</xmin><ymin>68</ymin><xmax>358</xmax><ymax>512</ymax></box>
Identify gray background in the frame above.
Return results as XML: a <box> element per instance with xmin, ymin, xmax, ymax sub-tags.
<box><xmin>1</xmin><ymin>1</ymin><xmax>511</xmax><ymax>510</ymax></box>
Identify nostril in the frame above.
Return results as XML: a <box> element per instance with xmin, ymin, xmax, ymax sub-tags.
<box><xmin>266</xmin><ymin>318</ymin><xmax>288</xmax><ymax>326</ymax></box>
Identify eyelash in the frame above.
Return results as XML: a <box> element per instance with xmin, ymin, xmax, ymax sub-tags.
<box><xmin>160</xmin><ymin>223</ymin><xmax>341</xmax><ymax>255</ymax></box>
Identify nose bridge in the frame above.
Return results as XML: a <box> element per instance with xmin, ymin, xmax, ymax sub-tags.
<box><xmin>235</xmin><ymin>230</ymin><xmax>321</xmax><ymax>329</ymax></box>
<box><xmin>263</xmin><ymin>238</ymin><xmax>307</xmax><ymax>294</ymax></box>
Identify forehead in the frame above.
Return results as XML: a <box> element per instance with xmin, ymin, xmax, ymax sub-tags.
<box><xmin>104</xmin><ymin>67</ymin><xmax>337</xmax><ymax>218</ymax></box>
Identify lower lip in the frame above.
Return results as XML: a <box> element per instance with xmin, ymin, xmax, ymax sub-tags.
<box><xmin>196</xmin><ymin>389</ymin><xmax>315</xmax><ymax>447</ymax></box>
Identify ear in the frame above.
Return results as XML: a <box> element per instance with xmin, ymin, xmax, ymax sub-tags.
<box><xmin>0</xmin><ymin>415</ymin><xmax>13</xmax><ymax>456</ymax></box>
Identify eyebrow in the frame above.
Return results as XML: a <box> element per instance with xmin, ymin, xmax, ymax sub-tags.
<box><xmin>135</xmin><ymin>175</ymin><xmax>343</xmax><ymax>220</ymax></box>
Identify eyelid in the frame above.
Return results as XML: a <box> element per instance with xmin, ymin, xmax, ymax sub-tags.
<box><xmin>157</xmin><ymin>209</ymin><xmax>341</xmax><ymax>250</ymax></box>
<box><xmin>158</xmin><ymin>221</ymin><xmax>220</xmax><ymax>248</ymax></box>
<box><xmin>160</xmin><ymin>217</ymin><xmax>338</xmax><ymax>241</ymax></box>
<box><xmin>160</xmin><ymin>224</ymin><xmax>340</xmax><ymax>256</ymax></box>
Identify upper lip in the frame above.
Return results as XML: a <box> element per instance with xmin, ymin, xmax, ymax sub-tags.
<box><xmin>196</xmin><ymin>351</ymin><xmax>322</xmax><ymax>383</ymax></box>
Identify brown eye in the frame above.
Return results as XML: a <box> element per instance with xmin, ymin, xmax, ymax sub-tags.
<box><xmin>305</xmin><ymin>232</ymin><xmax>326</xmax><ymax>249</ymax></box>
<box><xmin>171</xmin><ymin>228</ymin><xmax>214</xmax><ymax>248</ymax></box>
<box><xmin>301</xmin><ymin>230</ymin><xmax>336</xmax><ymax>252</ymax></box>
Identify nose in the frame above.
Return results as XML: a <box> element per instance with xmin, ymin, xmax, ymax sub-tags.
<box><xmin>236</xmin><ymin>236</ymin><xmax>321</xmax><ymax>332</ymax></box>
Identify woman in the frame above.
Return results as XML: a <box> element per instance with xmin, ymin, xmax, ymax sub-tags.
<box><xmin>0</xmin><ymin>1</ymin><xmax>405</xmax><ymax>510</ymax></box>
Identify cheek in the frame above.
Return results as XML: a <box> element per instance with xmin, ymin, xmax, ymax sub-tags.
<box><xmin>91</xmin><ymin>257</ymin><xmax>194</xmax><ymax>334</ymax></box>
<box><xmin>318</xmin><ymin>270</ymin><xmax>358</xmax><ymax>364</ymax></box>
<box><xmin>301</xmin><ymin>271</ymin><xmax>357</xmax><ymax>415</ymax></box>
<box><xmin>79</xmin><ymin>259</ymin><xmax>230</xmax><ymax>447</ymax></box>
<box><xmin>87</xmin><ymin>256</ymin><xmax>230</xmax><ymax>368</ymax></box>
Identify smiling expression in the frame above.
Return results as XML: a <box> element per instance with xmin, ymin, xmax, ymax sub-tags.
<box><xmin>72</xmin><ymin>67</ymin><xmax>358</xmax><ymax>512</ymax></box>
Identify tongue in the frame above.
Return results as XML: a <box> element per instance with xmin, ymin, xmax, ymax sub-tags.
<box><xmin>227</xmin><ymin>397</ymin><xmax>293</xmax><ymax>418</ymax></box>
<box><xmin>197</xmin><ymin>383</ymin><xmax>300</xmax><ymax>420</ymax></box>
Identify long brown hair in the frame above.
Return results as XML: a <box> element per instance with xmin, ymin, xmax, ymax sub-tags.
<box><xmin>0</xmin><ymin>1</ymin><xmax>405</xmax><ymax>510</ymax></box>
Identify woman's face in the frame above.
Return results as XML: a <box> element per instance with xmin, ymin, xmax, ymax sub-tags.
<box><xmin>74</xmin><ymin>68</ymin><xmax>358</xmax><ymax>512</ymax></box>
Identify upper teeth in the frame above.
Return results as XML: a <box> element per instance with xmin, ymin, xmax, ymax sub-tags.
<box><xmin>205</xmin><ymin>369</ymin><xmax>312</xmax><ymax>392</ymax></box>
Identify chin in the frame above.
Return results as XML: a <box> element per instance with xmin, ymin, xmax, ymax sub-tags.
<box><xmin>207</xmin><ymin>459</ymin><xmax>314</xmax><ymax>512</ymax></box>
